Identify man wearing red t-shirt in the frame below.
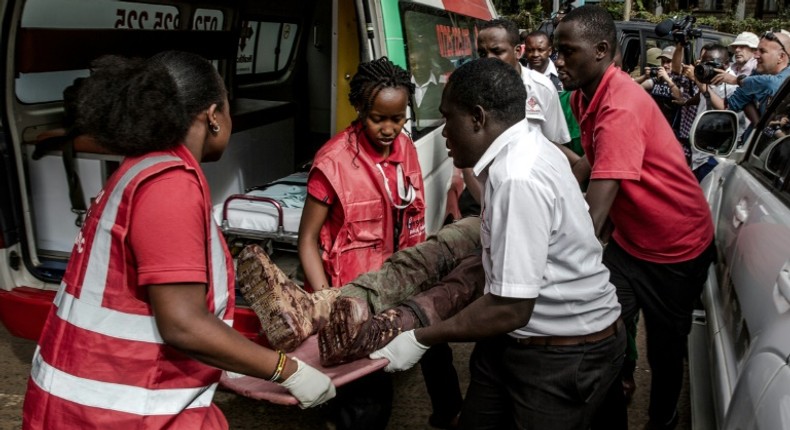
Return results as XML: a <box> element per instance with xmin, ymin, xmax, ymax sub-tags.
<box><xmin>554</xmin><ymin>6</ymin><xmax>715</xmax><ymax>430</ymax></box>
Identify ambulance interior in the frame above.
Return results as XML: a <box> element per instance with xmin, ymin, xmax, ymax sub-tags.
<box><xmin>0</xmin><ymin>0</ymin><xmax>489</xmax><ymax>340</ymax></box>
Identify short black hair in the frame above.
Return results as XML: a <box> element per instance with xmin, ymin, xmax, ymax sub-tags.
<box><xmin>445</xmin><ymin>57</ymin><xmax>525</xmax><ymax>125</ymax></box>
<box><xmin>560</xmin><ymin>5</ymin><xmax>617</xmax><ymax>59</ymax></box>
<box><xmin>75</xmin><ymin>51</ymin><xmax>225</xmax><ymax>156</ymax></box>
<box><xmin>479</xmin><ymin>19</ymin><xmax>520</xmax><ymax>47</ymax></box>
<box><xmin>348</xmin><ymin>57</ymin><xmax>415</xmax><ymax>121</ymax></box>
<box><xmin>526</xmin><ymin>30</ymin><xmax>550</xmax><ymax>42</ymax></box>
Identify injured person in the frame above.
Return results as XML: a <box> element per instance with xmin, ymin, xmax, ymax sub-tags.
<box><xmin>237</xmin><ymin>216</ymin><xmax>484</xmax><ymax>366</ymax></box>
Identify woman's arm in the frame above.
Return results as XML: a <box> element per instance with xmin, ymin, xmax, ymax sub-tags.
<box><xmin>297</xmin><ymin>196</ymin><xmax>332</xmax><ymax>290</ymax></box>
<box><xmin>149</xmin><ymin>283</ymin><xmax>335</xmax><ymax>407</ymax></box>
<box><xmin>150</xmin><ymin>283</ymin><xmax>295</xmax><ymax>379</ymax></box>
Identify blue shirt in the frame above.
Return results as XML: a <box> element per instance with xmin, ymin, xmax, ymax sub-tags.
<box><xmin>728</xmin><ymin>66</ymin><xmax>790</xmax><ymax>113</ymax></box>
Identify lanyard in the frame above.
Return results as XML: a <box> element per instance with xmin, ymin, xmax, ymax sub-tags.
<box><xmin>375</xmin><ymin>163</ymin><xmax>415</xmax><ymax>210</ymax></box>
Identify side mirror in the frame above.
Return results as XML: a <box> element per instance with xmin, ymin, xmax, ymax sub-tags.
<box><xmin>690</xmin><ymin>110</ymin><xmax>739</xmax><ymax>156</ymax></box>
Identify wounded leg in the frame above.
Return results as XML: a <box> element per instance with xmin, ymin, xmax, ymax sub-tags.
<box><xmin>238</xmin><ymin>217</ymin><xmax>481</xmax><ymax>353</ymax></box>
<box><xmin>319</xmin><ymin>253</ymin><xmax>485</xmax><ymax>366</ymax></box>
<box><xmin>236</xmin><ymin>245</ymin><xmax>340</xmax><ymax>351</ymax></box>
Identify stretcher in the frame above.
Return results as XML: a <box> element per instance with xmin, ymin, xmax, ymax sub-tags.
<box><xmin>220</xmin><ymin>335</ymin><xmax>388</xmax><ymax>405</ymax></box>
<box><xmin>213</xmin><ymin>171</ymin><xmax>309</xmax><ymax>245</ymax></box>
<box><xmin>214</xmin><ymin>172</ymin><xmax>389</xmax><ymax>404</ymax></box>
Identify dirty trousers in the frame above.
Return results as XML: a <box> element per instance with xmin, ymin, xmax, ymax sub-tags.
<box><xmin>338</xmin><ymin>216</ymin><xmax>485</xmax><ymax>325</ymax></box>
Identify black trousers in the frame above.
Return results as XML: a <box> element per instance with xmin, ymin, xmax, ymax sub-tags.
<box><xmin>421</xmin><ymin>342</ymin><xmax>464</xmax><ymax>424</ymax></box>
<box><xmin>331</xmin><ymin>370</ymin><xmax>393</xmax><ymax>430</ymax></box>
<box><xmin>459</xmin><ymin>328</ymin><xmax>625</xmax><ymax>430</ymax></box>
<box><xmin>601</xmin><ymin>239</ymin><xmax>715</xmax><ymax>425</ymax></box>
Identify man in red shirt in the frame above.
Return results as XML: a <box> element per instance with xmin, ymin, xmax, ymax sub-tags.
<box><xmin>553</xmin><ymin>6</ymin><xmax>715</xmax><ymax>430</ymax></box>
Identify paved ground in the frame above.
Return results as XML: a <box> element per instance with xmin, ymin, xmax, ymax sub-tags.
<box><xmin>0</xmin><ymin>317</ymin><xmax>690</xmax><ymax>429</ymax></box>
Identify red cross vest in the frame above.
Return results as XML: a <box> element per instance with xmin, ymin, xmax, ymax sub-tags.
<box><xmin>23</xmin><ymin>145</ymin><xmax>234</xmax><ymax>429</ymax></box>
<box><xmin>312</xmin><ymin>124</ymin><xmax>426</xmax><ymax>286</ymax></box>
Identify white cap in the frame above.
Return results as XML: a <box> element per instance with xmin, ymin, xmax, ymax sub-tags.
<box><xmin>729</xmin><ymin>32</ymin><xmax>759</xmax><ymax>49</ymax></box>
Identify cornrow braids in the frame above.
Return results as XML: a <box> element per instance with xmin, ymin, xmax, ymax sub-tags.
<box><xmin>348</xmin><ymin>57</ymin><xmax>415</xmax><ymax>123</ymax></box>
<box><xmin>347</xmin><ymin>57</ymin><xmax>416</xmax><ymax>167</ymax></box>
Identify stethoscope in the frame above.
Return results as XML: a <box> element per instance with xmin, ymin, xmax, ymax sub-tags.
<box><xmin>375</xmin><ymin>163</ymin><xmax>415</xmax><ymax>209</ymax></box>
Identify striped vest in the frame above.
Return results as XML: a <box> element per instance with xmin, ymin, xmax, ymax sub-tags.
<box><xmin>23</xmin><ymin>146</ymin><xmax>234</xmax><ymax>429</ymax></box>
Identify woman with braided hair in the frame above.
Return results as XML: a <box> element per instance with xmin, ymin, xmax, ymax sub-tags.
<box><xmin>298</xmin><ymin>56</ymin><xmax>426</xmax><ymax>292</ymax></box>
<box><xmin>297</xmin><ymin>57</ymin><xmax>461</xmax><ymax>429</ymax></box>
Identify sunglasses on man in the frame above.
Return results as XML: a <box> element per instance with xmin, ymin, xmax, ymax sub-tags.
<box><xmin>762</xmin><ymin>31</ymin><xmax>789</xmax><ymax>55</ymax></box>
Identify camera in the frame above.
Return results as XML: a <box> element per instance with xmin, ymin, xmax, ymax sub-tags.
<box><xmin>649</xmin><ymin>67</ymin><xmax>659</xmax><ymax>78</ymax></box>
<box><xmin>694</xmin><ymin>60</ymin><xmax>723</xmax><ymax>83</ymax></box>
<box><xmin>655</xmin><ymin>15</ymin><xmax>702</xmax><ymax>45</ymax></box>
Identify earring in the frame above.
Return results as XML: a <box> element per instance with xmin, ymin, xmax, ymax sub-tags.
<box><xmin>210</xmin><ymin>123</ymin><xmax>220</xmax><ymax>134</ymax></box>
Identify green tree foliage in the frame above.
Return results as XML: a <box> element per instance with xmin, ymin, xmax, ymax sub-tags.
<box><xmin>496</xmin><ymin>1</ymin><xmax>790</xmax><ymax>35</ymax></box>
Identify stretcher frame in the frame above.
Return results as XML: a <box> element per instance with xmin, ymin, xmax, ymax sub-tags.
<box><xmin>216</xmin><ymin>173</ymin><xmax>308</xmax><ymax>246</ymax></box>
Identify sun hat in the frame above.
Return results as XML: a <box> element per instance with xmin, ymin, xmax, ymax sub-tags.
<box><xmin>657</xmin><ymin>45</ymin><xmax>676</xmax><ymax>61</ymax></box>
<box><xmin>729</xmin><ymin>32</ymin><xmax>759</xmax><ymax>49</ymax></box>
<box><xmin>646</xmin><ymin>47</ymin><xmax>662</xmax><ymax>66</ymax></box>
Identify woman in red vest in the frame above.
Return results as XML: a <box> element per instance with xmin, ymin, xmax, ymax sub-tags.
<box><xmin>297</xmin><ymin>57</ymin><xmax>460</xmax><ymax>430</ymax></box>
<box><xmin>298</xmin><ymin>57</ymin><xmax>426</xmax><ymax>291</ymax></box>
<box><xmin>22</xmin><ymin>51</ymin><xmax>334</xmax><ymax>430</ymax></box>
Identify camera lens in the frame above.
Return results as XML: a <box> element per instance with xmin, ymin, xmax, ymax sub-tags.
<box><xmin>694</xmin><ymin>63</ymin><xmax>718</xmax><ymax>83</ymax></box>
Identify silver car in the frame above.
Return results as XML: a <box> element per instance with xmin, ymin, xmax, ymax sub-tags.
<box><xmin>689</xmin><ymin>85</ymin><xmax>790</xmax><ymax>429</ymax></box>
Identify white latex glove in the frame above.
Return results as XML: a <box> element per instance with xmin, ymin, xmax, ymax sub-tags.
<box><xmin>279</xmin><ymin>358</ymin><xmax>336</xmax><ymax>409</ymax></box>
<box><xmin>369</xmin><ymin>330</ymin><xmax>429</xmax><ymax>372</ymax></box>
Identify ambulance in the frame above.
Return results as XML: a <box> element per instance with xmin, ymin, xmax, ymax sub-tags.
<box><xmin>0</xmin><ymin>0</ymin><xmax>496</xmax><ymax>342</ymax></box>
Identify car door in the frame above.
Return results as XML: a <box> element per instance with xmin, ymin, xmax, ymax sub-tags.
<box><xmin>700</xmin><ymin>83</ymin><xmax>790</xmax><ymax>429</ymax></box>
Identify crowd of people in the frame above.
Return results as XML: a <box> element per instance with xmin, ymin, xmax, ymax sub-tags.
<box><xmin>633</xmin><ymin>28</ymin><xmax>790</xmax><ymax>181</ymax></box>
<box><xmin>21</xmin><ymin>4</ymin><xmax>787</xmax><ymax>430</ymax></box>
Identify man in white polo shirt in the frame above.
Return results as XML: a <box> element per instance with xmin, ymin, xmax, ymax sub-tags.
<box><xmin>460</xmin><ymin>18</ymin><xmax>570</xmax><ymax>206</ymax></box>
<box><xmin>371</xmin><ymin>57</ymin><xmax>624</xmax><ymax>429</ymax></box>
<box><xmin>477</xmin><ymin>18</ymin><xmax>569</xmax><ymax>144</ymax></box>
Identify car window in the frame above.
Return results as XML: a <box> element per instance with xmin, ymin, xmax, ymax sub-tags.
<box><xmin>745</xmin><ymin>93</ymin><xmax>790</xmax><ymax>185</ymax></box>
<box><xmin>400</xmin><ymin>4</ymin><xmax>483</xmax><ymax>139</ymax></box>
<box><xmin>620</xmin><ymin>36</ymin><xmax>641</xmax><ymax>76</ymax></box>
<box><xmin>747</xmin><ymin>93</ymin><xmax>790</xmax><ymax>172</ymax></box>
<box><xmin>236</xmin><ymin>21</ymin><xmax>299</xmax><ymax>77</ymax></box>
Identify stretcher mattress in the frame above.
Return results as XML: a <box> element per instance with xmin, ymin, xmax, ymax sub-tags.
<box><xmin>219</xmin><ymin>335</ymin><xmax>388</xmax><ymax>405</ymax></box>
<box><xmin>213</xmin><ymin>172</ymin><xmax>308</xmax><ymax>243</ymax></box>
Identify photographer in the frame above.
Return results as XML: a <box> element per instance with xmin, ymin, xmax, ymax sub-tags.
<box><xmin>642</xmin><ymin>43</ymin><xmax>697</xmax><ymax>162</ymax></box>
<box><xmin>684</xmin><ymin>44</ymin><xmax>743</xmax><ymax>181</ymax></box>
<box><xmin>640</xmin><ymin>45</ymin><xmax>689</xmax><ymax>127</ymax></box>
<box><xmin>632</xmin><ymin>47</ymin><xmax>662</xmax><ymax>84</ymax></box>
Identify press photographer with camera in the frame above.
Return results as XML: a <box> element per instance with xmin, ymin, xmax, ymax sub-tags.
<box><xmin>640</xmin><ymin>45</ymin><xmax>687</xmax><ymax>125</ymax></box>
<box><xmin>683</xmin><ymin>44</ymin><xmax>744</xmax><ymax>181</ymax></box>
<box><xmin>685</xmin><ymin>32</ymin><xmax>758</xmax><ymax>88</ymax></box>
<box><xmin>631</xmin><ymin>47</ymin><xmax>662</xmax><ymax>84</ymax></box>
<box><xmin>640</xmin><ymin>42</ymin><xmax>699</xmax><ymax>162</ymax></box>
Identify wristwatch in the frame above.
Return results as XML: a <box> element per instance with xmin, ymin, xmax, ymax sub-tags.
<box><xmin>736</xmin><ymin>74</ymin><xmax>747</xmax><ymax>86</ymax></box>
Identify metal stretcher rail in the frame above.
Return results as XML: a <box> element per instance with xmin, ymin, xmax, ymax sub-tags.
<box><xmin>220</xmin><ymin>194</ymin><xmax>299</xmax><ymax>245</ymax></box>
